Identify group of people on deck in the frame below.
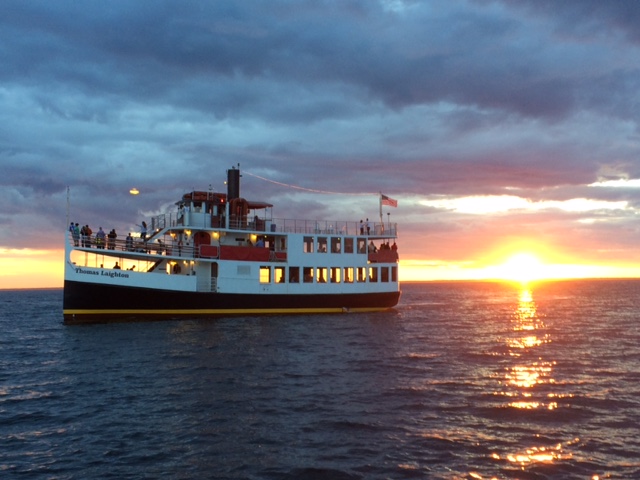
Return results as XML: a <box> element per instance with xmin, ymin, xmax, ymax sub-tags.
<box><xmin>360</xmin><ymin>218</ymin><xmax>372</xmax><ymax>235</ymax></box>
<box><xmin>69</xmin><ymin>223</ymin><xmax>119</xmax><ymax>249</ymax></box>
<box><xmin>368</xmin><ymin>240</ymin><xmax>398</xmax><ymax>253</ymax></box>
<box><xmin>69</xmin><ymin>220</ymin><xmax>148</xmax><ymax>251</ymax></box>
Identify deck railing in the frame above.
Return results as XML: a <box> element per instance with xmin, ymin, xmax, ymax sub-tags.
<box><xmin>149</xmin><ymin>212</ymin><xmax>397</xmax><ymax>237</ymax></box>
<box><xmin>68</xmin><ymin>232</ymin><xmax>195</xmax><ymax>258</ymax></box>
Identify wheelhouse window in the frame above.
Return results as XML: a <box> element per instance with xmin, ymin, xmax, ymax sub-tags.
<box><xmin>330</xmin><ymin>267</ymin><xmax>341</xmax><ymax>283</ymax></box>
<box><xmin>304</xmin><ymin>236</ymin><xmax>314</xmax><ymax>253</ymax></box>
<box><xmin>391</xmin><ymin>266</ymin><xmax>397</xmax><ymax>282</ymax></box>
<box><xmin>344</xmin><ymin>267</ymin><xmax>354</xmax><ymax>283</ymax></box>
<box><xmin>303</xmin><ymin>267</ymin><xmax>314</xmax><ymax>283</ymax></box>
<box><xmin>357</xmin><ymin>238</ymin><xmax>367</xmax><ymax>253</ymax></box>
<box><xmin>381</xmin><ymin>266</ymin><xmax>389</xmax><ymax>282</ymax></box>
<box><xmin>317</xmin><ymin>267</ymin><xmax>327</xmax><ymax>283</ymax></box>
<box><xmin>289</xmin><ymin>266</ymin><xmax>300</xmax><ymax>283</ymax></box>
<box><xmin>275</xmin><ymin>266</ymin><xmax>285</xmax><ymax>283</ymax></box>
<box><xmin>318</xmin><ymin>237</ymin><xmax>327</xmax><ymax>253</ymax></box>
<box><xmin>369</xmin><ymin>267</ymin><xmax>378</xmax><ymax>282</ymax></box>
<box><xmin>260</xmin><ymin>266</ymin><xmax>271</xmax><ymax>284</ymax></box>
<box><xmin>330</xmin><ymin>237</ymin><xmax>341</xmax><ymax>253</ymax></box>
<box><xmin>344</xmin><ymin>238</ymin><xmax>354</xmax><ymax>254</ymax></box>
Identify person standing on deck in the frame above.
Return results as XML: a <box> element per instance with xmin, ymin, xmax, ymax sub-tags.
<box><xmin>107</xmin><ymin>229</ymin><xmax>117</xmax><ymax>250</ymax></box>
<box><xmin>136</xmin><ymin>221</ymin><xmax>147</xmax><ymax>242</ymax></box>
<box><xmin>71</xmin><ymin>223</ymin><xmax>80</xmax><ymax>246</ymax></box>
<box><xmin>125</xmin><ymin>233</ymin><xmax>134</xmax><ymax>251</ymax></box>
<box><xmin>95</xmin><ymin>227</ymin><xmax>106</xmax><ymax>249</ymax></box>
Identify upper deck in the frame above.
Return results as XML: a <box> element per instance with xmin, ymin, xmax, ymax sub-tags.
<box><xmin>150</xmin><ymin>210</ymin><xmax>397</xmax><ymax>239</ymax></box>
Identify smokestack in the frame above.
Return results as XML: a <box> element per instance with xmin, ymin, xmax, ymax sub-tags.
<box><xmin>227</xmin><ymin>166</ymin><xmax>240</xmax><ymax>200</ymax></box>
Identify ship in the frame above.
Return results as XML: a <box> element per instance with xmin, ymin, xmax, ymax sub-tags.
<box><xmin>63</xmin><ymin>166</ymin><xmax>400</xmax><ymax>324</ymax></box>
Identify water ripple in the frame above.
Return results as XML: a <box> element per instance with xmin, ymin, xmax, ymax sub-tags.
<box><xmin>2</xmin><ymin>282</ymin><xmax>640</xmax><ymax>478</ymax></box>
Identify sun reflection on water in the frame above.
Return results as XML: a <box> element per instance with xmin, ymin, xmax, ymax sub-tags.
<box><xmin>500</xmin><ymin>288</ymin><xmax>554</xmax><ymax>407</ymax></box>
<box><xmin>491</xmin><ymin>285</ymin><xmax>574</xmax><ymax>469</ymax></box>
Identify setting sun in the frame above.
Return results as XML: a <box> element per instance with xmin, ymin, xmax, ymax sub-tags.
<box><xmin>494</xmin><ymin>253</ymin><xmax>547</xmax><ymax>283</ymax></box>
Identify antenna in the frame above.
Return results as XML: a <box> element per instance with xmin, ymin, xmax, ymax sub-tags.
<box><xmin>66</xmin><ymin>186</ymin><xmax>70</xmax><ymax>228</ymax></box>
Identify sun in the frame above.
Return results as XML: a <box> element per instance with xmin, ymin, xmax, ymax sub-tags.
<box><xmin>495</xmin><ymin>253</ymin><xmax>546</xmax><ymax>283</ymax></box>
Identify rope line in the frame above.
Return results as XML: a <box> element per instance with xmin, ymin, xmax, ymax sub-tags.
<box><xmin>244</xmin><ymin>171</ymin><xmax>377</xmax><ymax>196</ymax></box>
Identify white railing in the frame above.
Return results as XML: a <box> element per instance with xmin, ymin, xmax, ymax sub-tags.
<box><xmin>149</xmin><ymin>212</ymin><xmax>397</xmax><ymax>237</ymax></box>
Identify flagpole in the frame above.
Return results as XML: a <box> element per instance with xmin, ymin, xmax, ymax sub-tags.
<box><xmin>379</xmin><ymin>191</ymin><xmax>383</xmax><ymax>232</ymax></box>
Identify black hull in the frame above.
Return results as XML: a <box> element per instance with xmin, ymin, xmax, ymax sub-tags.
<box><xmin>63</xmin><ymin>280</ymin><xmax>401</xmax><ymax>324</ymax></box>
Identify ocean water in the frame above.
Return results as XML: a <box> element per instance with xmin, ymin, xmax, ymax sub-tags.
<box><xmin>2</xmin><ymin>280</ymin><xmax>640</xmax><ymax>479</ymax></box>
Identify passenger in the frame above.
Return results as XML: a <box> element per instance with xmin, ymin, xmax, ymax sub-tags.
<box><xmin>125</xmin><ymin>233</ymin><xmax>134</xmax><ymax>251</ymax></box>
<box><xmin>369</xmin><ymin>240</ymin><xmax>377</xmax><ymax>253</ymax></box>
<box><xmin>255</xmin><ymin>237</ymin><xmax>265</xmax><ymax>248</ymax></box>
<box><xmin>107</xmin><ymin>229</ymin><xmax>117</xmax><ymax>250</ymax></box>
<box><xmin>80</xmin><ymin>225</ymin><xmax>89</xmax><ymax>247</ymax></box>
<box><xmin>360</xmin><ymin>219</ymin><xmax>364</xmax><ymax>235</ymax></box>
<box><xmin>72</xmin><ymin>223</ymin><xmax>80</xmax><ymax>246</ymax></box>
<box><xmin>95</xmin><ymin>227</ymin><xmax>106</xmax><ymax>249</ymax></box>
<box><xmin>391</xmin><ymin>241</ymin><xmax>398</xmax><ymax>251</ymax></box>
<box><xmin>136</xmin><ymin>221</ymin><xmax>148</xmax><ymax>241</ymax></box>
<box><xmin>366</xmin><ymin>218</ymin><xmax>371</xmax><ymax>235</ymax></box>
<box><xmin>113</xmin><ymin>262</ymin><xmax>121</xmax><ymax>269</ymax></box>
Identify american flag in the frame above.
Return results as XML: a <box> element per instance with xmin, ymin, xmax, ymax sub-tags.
<box><xmin>381</xmin><ymin>194</ymin><xmax>398</xmax><ymax>207</ymax></box>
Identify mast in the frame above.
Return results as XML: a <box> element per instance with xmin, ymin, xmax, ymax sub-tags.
<box><xmin>66</xmin><ymin>186</ymin><xmax>70</xmax><ymax>228</ymax></box>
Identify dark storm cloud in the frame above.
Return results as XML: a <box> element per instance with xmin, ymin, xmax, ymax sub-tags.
<box><xmin>3</xmin><ymin>0</ymin><xmax>635</xmax><ymax>122</ymax></box>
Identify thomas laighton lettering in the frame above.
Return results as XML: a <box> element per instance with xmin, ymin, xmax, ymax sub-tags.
<box><xmin>75</xmin><ymin>267</ymin><xmax>130</xmax><ymax>279</ymax></box>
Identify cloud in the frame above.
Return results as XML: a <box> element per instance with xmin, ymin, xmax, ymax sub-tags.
<box><xmin>1</xmin><ymin>0</ymin><xmax>640</xmax><ymax>275</ymax></box>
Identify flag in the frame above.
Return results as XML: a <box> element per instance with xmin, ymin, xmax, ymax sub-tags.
<box><xmin>381</xmin><ymin>194</ymin><xmax>398</xmax><ymax>207</ymax></box>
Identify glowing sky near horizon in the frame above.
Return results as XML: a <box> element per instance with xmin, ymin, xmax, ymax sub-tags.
<box><xmin>3</xmin><ymin>0</ymin><xmax>640</xmax><ymax>288</ymax></box>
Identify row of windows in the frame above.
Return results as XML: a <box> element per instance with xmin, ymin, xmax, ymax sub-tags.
<box><xmin>303</xmin><ymin>236</ymin><xmax>368</xmax><ymax>254</ymax></box>
<box><xmin>259</xmin><ymin>265</ymin><xmax>398</xmax><ymax>284</ymax></box>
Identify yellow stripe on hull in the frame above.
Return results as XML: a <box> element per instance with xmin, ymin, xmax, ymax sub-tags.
<box><xmin>63</xmin><ymin>307</ymin><xmax>387</xmax><ymax>316</ymax></box>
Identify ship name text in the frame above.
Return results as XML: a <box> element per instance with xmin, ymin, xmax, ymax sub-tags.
<box><xmin>75</xmin><ymin>267</ymin><xmax>130</xmax><ymax>279</ymax></box>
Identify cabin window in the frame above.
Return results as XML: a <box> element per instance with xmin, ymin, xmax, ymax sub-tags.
<box><xmin>381</xmin><ymin>266</ymin><xmax>389</xmax><ymax>282</ymax></box>
<box><xmin>303</xmin><ymin>267</ymin><xmax>314</xmax><ymax>283</ymax></box>
<box><xmin>317</xmin><ymin>267</ymin><xmax>327</xmax><ymax>283</ymax></box>
<box><xmin>304</xmin><ymin>236</ymin><xmax>314</xmax><ymax>253</ymax></box>
<box><xmin>317</xmin><ymin>237</ymin><xmax>327</xmax><ymax>253</ymax></box>
<box><xmin>344</xmin><ymin>238</ymin><xmax>354</xmax><ymax>254</ymax></box>
<box><xmin>330</xmin><ymin>237</ymin><xmax>341</xmax><ymax>253</ymax></box>
<box><xmin>344</xmin><ymin>267</ymin><xmax>354</xmax><ymax>283</ymax></box>
<box><xmin>275</xmin><ymin>266</ymin><xmax>285</xmax><ymax>283</ymax></box>
<box><xmin>391</xmin><ymin>266</ymin><xmax>397</xmax><ymax>282</ymax></box>
<box><xmin>369</xmin><ymin>267</ymin><xmax>378</xmax><ymax>283</ymax></box>
<box><xmin>330</xmin><ymin>267</ymin><xmax>341</xmax><ymax>283</ymax></box>
<box><xmin>357</xmin><ymin>238</ymin><xmax>367</xmax><ymax>254</ymax></box>
<box><xmin>259</xmin><ymin>266</ymin><xmax>271</xmax><ymax>284</ymax></box>
<box><xmin>289</xmin><ymin>266</ymin><xmax>300</xmax><ymax>283</ymax></box>
<box><xmin>357</xmin><ymin>267</ymin><xmax>367</xmax><ymax>283</ymax></box>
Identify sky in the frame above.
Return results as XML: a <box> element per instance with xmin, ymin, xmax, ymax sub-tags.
<box><xmin>3</xmin><ymin>0</ymin><xmax>640</xmax><ymax>288</ymax></box>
